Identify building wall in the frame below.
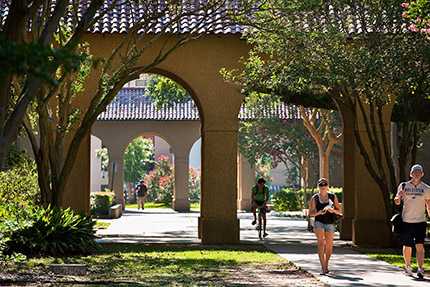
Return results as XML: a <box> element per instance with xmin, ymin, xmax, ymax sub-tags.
<box><xmin>189</xmin><ymin>138</ymin><xmax>201</xmax><ymax>171</ymax></box>
<box><xmin>154</xmin><ymin>136</ymin><xmax>173</xmax><ymax>162</ymax></box>
<box><xmin>90</xmin><ymin>135</ymin><xmax>102</xmax><ymax>193</ymax></box>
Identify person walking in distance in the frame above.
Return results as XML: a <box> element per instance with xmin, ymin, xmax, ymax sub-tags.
<box><xmin>394</xmin><ymin>164</ymin><xmax>430</xmax><ymax>279</ymax></box>
<box><xmin>136</xmin><ymin>180</ymin><xmax>148</xmax><ymax>210</ymax></box>
<box><xmin>309</xmin><ymin>178</ymin><xmax>342</xmax><ymax>275</ymax></box>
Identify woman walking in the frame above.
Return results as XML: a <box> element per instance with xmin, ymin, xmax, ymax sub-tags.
<box><xmin>309</xmin><ymin>178</ymin><xmax>342</xmax><ymax>275</ymax></box>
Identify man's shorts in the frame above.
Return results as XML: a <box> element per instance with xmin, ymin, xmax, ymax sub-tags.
<box><xmin>401</xmin><ymin>222</ymin><xmax>426</xmax><ymax>247</ymax></box>
<box><xmin>314</xmin><ymin>220</ymin><xmax>336</xmax><ymax>233</ymax></box>
<box><xmin>254</xmin><ymin>200</ymin><xmax>265</xmax><ymax>207</ymax></box>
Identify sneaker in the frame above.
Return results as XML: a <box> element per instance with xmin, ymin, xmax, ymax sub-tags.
<box><xmin>252</xmin><ymin>220</ymin><xmax>257</xmax><ymax>225</ymax></box>
<box><xmin>417</xmin><ymin>269</ymin><xmax>424</xmax><ymax>280</ymax></box>
<box><xmin>405</xmin><ymin>266</ymin><xmax>413</xmax><ymax>277</ymax></box>
<box><xmin>263</xmin><ymin>232</ymin><xmax>269</xmax><ymax>237</ymax></box>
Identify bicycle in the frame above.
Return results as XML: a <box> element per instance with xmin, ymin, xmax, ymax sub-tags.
<box><xmin>256</xmin><ymin>205</ymin><xmax>267</xmax><ymax>240</ymax></box>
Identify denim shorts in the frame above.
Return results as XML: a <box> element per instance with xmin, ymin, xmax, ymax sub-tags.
<box><xmin>314</xmin><ymin>220</ymin><xmax>336</xmax><ymax>233</ymax></box>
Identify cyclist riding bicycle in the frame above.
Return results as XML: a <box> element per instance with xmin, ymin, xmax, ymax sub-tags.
<box><xmin>251</xmin><ymin>178</ymin><xmax>269</xmax><ymax>238</ymax></box>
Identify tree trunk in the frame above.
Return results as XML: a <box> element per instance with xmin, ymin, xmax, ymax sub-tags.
<box><xmin>0</xmin><ymin>140</ymin><xmax>8</xmax><ymax>171</ymax></box>
<box><xmin>301</xmin><ymin>156</ymin><xmax>310</xmax><ymax>207</ymax></box>
<box><xmin>319</xmin><ymin>150</ymin><xmax>329</xmax><ymax>180</ymax></box>
<box><xmin>397</xmin><ymin>122</ymin><xmax>416</xmax><ymax>181</ymax></box>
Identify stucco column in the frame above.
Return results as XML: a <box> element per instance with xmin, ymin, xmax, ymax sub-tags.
<box><xmin>173</xmin><ymin>153</ymin><xmax>190</xmax><ymax>212</ymax></box>
<box><xmin>110</xmin><ymin>152</ymin><xmax>125</xmax><ymax>209</ymax></box>
<box><xmin>61</xmin><ymin>133</ymin><xmax>91</xmax><ymax>214</ymax></box>
<box><xmin>350</xmin><ymin>104</ymin><xmax>393</xmax><ymax>247</ymax></box>
<box><xmin>237</xmin><ymin>153</ymin><xmax>254</xmax><ymax>211</ymax></box>
<box><xmin>199</xmin><ymin>129</ymin><xmax>240</xmax><ymax>244</ymax></box>
<box><xmin>108</xmin><ymin>160</ymin><xmax>114</xmax><ymax>190</ymax></box>
<box><xmin>340</xmin><ymin>108</ymin><xmax>354</xmax><ymax>240</ymax></box>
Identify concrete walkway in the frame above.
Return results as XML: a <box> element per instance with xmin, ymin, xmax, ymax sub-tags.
<box><xmin>97</xmin><ymin>208</ymin><xmax>429</xmax><ymax>286</ymax></box>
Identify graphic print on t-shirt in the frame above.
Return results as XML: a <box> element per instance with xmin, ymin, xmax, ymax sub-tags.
<box><xmin>397</xmin><ymin>181</ymin><xmax>430</xmax><ymax>223</ymax></box>
<box><xmin>404</xmin><ymin>186</ymin><xmax>425</xmax><ymax>199</ymax></box>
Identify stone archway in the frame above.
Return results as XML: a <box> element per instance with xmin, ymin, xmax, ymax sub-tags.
<box><xmin>63</xmin><ymin>31</ymin><xmax>396</xmax><ymax>246</ymax></box>
<box><xmin>78</xmin><ymin>35</ymin><xmax>247</xmax><ymax>244</ymax></box>
<box><xmin>93</xmin><ymin>121</ymin><xmax>201</xmax><ymax>212</ymax></box>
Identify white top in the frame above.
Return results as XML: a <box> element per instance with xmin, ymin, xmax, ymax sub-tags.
<box><xmin>396</xmin><ymin>181</ymin><xmax>430</xmax><ymax>223</ymax></box>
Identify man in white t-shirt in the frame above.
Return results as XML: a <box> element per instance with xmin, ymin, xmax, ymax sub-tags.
<box><xmin>394</xmin><ymin>164</ymin><xmax>430</xmax><ymax>279</ymax></box>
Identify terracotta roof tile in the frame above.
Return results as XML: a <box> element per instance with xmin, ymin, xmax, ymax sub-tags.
<box><xmin>97</xmin><ymin>87</ymin><xmax>300</xmax><ymax>121</ymax></box>
<box><xmin>0</xmin><ymin>1</ymin><xmax>405</xmax><ymax>36</ymax></box>
<box><xmin>0</xmin><ymin>0</ymin><xmax>244</xmax><ymax>35</ymax></box>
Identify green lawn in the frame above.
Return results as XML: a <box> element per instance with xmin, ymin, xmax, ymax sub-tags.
<box><xmin>362</xmin><ymin>247</ymin><xmax>430</xmax><ymax>272</ymax></box>
<box><xmin>94</xmin><ymin>221</ymin><xmax>111</xmax><ymax>230</ymax></box>
<box><xmin>190</xmin><ymin>202</ymin><xmax>200</xmax><ymax>211</ymax></box>
<box><xmin>125</xmin><ymin>202</ymin><xmax>170</xmax><ymax>209</ymax></box>
<box><xmin>125</xmin><ymin>202</ymin><xmax>201</xmax><ymax>211</ymax></box>
<box><xmin>5</xmin><ymin>244</ymin><xmax>286</xmax><ymax>286</ymax></box>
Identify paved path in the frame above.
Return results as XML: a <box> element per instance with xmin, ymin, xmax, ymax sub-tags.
<box><xmin>97</xmin><ymin>208</ymin><xmax>429</xmax><ymax>286</ymax></box>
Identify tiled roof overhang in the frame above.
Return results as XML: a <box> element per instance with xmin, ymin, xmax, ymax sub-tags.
<box><xmin>97</xmin><ymin>88</ymin><xmax>300</xmax><ymax>121</ymax></box>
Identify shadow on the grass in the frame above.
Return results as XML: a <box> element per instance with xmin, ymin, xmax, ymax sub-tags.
<box><xmin>2</xmin><ymin>243</ymin><xmax>283</xmax><ymax>287</ymax></box>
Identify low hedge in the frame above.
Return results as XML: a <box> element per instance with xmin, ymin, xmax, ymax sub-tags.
<box><xmin>272</xmin><ymin>187</ymin><xmax>343</xmax><ymax>212</ymax></box>
<box><xmin>90</xmin><ymin>191</ymin><xmax>116</xmax><ymax>217</ymax></box>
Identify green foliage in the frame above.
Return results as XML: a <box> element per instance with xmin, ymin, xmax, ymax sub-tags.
<box><xmin>90</xmin><ymin>191</ymin><xmax>116</xmax><ymax>216</ymax></box>
<box><xmin>239</xmin><ymin>111</ymin><xmax>316</xmax><ymax>186</ymax></box>
<box><xmin>146</xmin><ymin>74</ymin><xmax>192</xmax><ymax>109</ymax></box>
<box><xmin>0</xmin><ymin>150</ymin><xmax>39</xmax><ymax>207</ymax></box>
<box><xmin>238</xmin><ymin>94</ymin><xmax>317</xmax><ymax>185</ymax></box>
<box><xmin>227</xmin><ymin>0</ymin><xmax>430</xmax><ymax>220</ymax></box>
<box><xmin>124</xmin><ymin>137</ymin><xmax>155</xmax><ymax>185</ymax></box>
<box><xmin>145</xmin><ymin>155</ymin><xmax>174</xmax><ymax>204</ymax></box>
<box><xmin>402</xmin><ymin>0</ymin><xmax>430</xmax><ymax>32</ymax></box>
<box><xmin>272</xmin><ymin>188</ymin><xmax>304</xmax><ymax>211</ymax></box>
<box><xmin>229</xmin><ymin>1</ymin><xmax>429</xmax><ymax>113</ymax></box>
<box><xmin>272</xmin><ymin>187</ymin><xmax>343</xmax><ymax>211</ymax></box>
<box><xmin>1</xmin><ymin>206</ymin><xmax>97</xmax><ymax>257</ymax></box>
<box><xmin>96</xmin><ymin>147</ymin><xmax>109</xmax><ymax>171</ymax></box>
<box><xmin>0</xmin><ymin>36</ymin><xmax>85</xmax><ymax>82</ymax></box>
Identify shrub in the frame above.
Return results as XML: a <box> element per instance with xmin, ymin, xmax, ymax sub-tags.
<box><xmin>189</xmin><ymin>168</ymin><xmax>201</xmax><ymax>203</ymax></box>
<box><xmin>272</xmin><ymin>188</ymin><xmax>304</xmax><ymax>211</ymax></box>
<box><xmin>330</xmin><ymin>187</ymin><xmax>343</xmax><ymax>203</ymax></box>
<box><xmin>145</xmin><ymin>155</ymin><xmax>174</xmax><ymax>204</ymax></box>
<box><xmin>90</xmin><ymin>191</ymin><xmax>116</xmax><ymax>216</ymax></box>
<box><xmin>1</xmin><ymin>206</ymin><xmax>97</xmax><ymax>257</ymax></box>
<box><xmin>272</xmin><ymin>187</ymin><xmax>343</xmax><ymax>211</ymax></box>
<box><xmin>0</xmin><ymin>157</ymin><xmax>39</xmax><ymax>207</ymax></box>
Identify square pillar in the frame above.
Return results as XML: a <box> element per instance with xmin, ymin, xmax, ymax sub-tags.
<box><xmin>173</xmin><ymin>154</ymin><xmax>190</xmax><ymax>212</ymax></box>
<box><xmin>347</xmin><ymin>103</ymin><xmax>393</xmax><ymax>247</ymax></box>
<box><xmin>237</xmin><ymin>153</ymin><xmax>254</xmax><ymax>211</ymax></box>
<box><xmin>340</xmin><ymin>109</ymin><xmax>354</xmax><ymax>240</ymax></box>
<box><xmin>110</xmin><ymin>154</ymin><xmax>125</xmax><ymax>209</ymax></box>
<box><xmin>199</xmin><ymin>129</ymin><xmax>240</xmax><ymax>244</ymax></box>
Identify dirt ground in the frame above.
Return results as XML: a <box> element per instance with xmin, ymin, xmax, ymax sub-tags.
<box><xmin>0</xmin><ymin>262</ymin><xmax>325</xmax><ymax>287</ymax></box>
